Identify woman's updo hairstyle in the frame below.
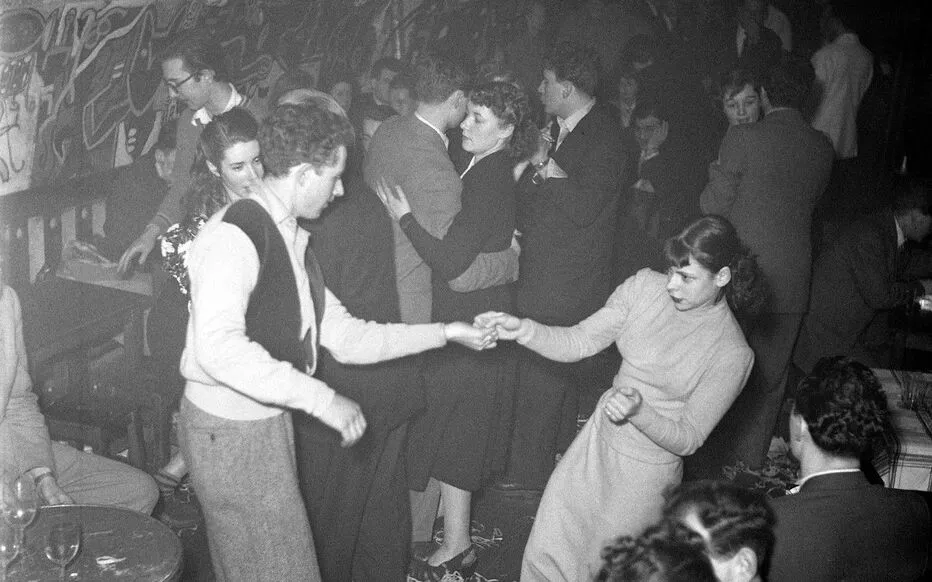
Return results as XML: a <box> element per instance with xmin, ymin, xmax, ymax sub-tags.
<box><xmin>183</xmin><ymin>107</ymin><xmax>260</xmax><ymax>222</ymax></box>
<box><xmin>467</xmin><ymin>80</ymin><xmax>537</xmax><ymax>160</ymax></box>
<box><xmin>664</xmin><ymin>215</ymin><xmax>766</xmax><ymax>316</ymax></box>
<box><xmin>793</xmin><ymin>356</ymin><xmax>888</xmax><ymax>457</ymax></box>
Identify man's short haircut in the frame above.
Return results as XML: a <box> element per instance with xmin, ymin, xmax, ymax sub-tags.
<box><xmin>371</xmin><ymin>56</ymin><xmax>404</xmax><ymax>79</ymax></box>
<box><xmin>413</xmin><ymin>54</ymin><xmax>469</xmax><ymax>105</ymax></box>
<box><xmin>662</xmin><ymin>480</ymin><xmax>776</xmax><ymax>571</ymax></box>
<box><xmin>828</xmin><ymin>1</ymin><xmax>866</xmax><ymax>33</ymax></box>
<box><xmin>153</xmin><ymin>118</ymin><xmax>178</xmax><ymax>152</ymax></box>
<box><xmin>794</xmin><ymin>356</ymin><xmax>888</xmax><ymax>457</ymax></box>
<box><xmin>632</xmin><ymin>97</ymin><xmax>666</xmax><ymax>123</ymax></box>
<box><xmin>892</xmin><ymin>176</ymin><xmax>932</xmax><ymax>217</ymax></box>
<box><xmin>259</xmin><ymin>103</ymin><xmax>354</xmax><ymax>178</ymax></box>
<box><xmin>161</xmin><ymin>32</ymin><xmax>228</xmax><ymax>81</ymax></box>
<box><xmin>543</xmin><ymin>42</ymin><xmax>600</xmax><ymax>97</ymax></box>
<box><xmin>762</xmin><ymin>58</ymin><xmax>813</xmax><ymax>110</ymax></box>
<box><xmin>269</xmin><ymin>69</ymin><xmax>316</xmax><ymax>107</ymax></box>
<box><xmin>718</xmin><ymin>68</ymin><xmax>761</xmax><ymax>102</ymax></box>
<box><xmin>597</xmin><ymin>523</ymin><xmax>717</xmax><ymax>582</ymax></box>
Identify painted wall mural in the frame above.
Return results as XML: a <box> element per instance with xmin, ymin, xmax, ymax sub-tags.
<box><xmin>0</xmin><ymin>0</ymin><xmax>396</xmax><ymax>196</ymax></box>
<box><xmin>0</xmin><ymin>0</ymin><xmax>525</xmax><ymax>197</ymax></box>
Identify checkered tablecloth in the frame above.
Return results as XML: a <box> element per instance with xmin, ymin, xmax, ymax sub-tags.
<box><xmin>872</xmin><ymin>369</ymin><xmax>932</xmax><ymax>491</ymax></box>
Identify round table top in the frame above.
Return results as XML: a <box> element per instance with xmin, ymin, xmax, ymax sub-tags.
<box><xmin>6</xmin><ymin>504</ymin><xmax>182</xmax><ymax>581</ymax></box>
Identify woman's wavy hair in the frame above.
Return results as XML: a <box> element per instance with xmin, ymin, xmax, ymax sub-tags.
<box><xmin>182</xmin><ymin>107</ymin><xmax>260</xmax><ymax>223</ymax></box>
<box><xmin>467</xmin><ymin>80</ymin><xmax>537</xmax><ymax>160</ymax></box>
<box><xmin>597</xmin><ymin>523</ymin><xmax>717</xmax><ymax>582</ymax></box>
<box><xmin>664</xmin><ymin>215</ymin><xmax>766</xmax><ymax>316</ymax></box>
<box><xmin>793</xmin><ymin>356</ymin><xmax>888</xmax><ymax>457</ymax></box>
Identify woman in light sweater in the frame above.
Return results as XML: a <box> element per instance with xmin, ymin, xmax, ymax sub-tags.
<box><xmin>477</xmin><ymin>215</ymin><xmax>764</xmax><ymax>581</ymax></box>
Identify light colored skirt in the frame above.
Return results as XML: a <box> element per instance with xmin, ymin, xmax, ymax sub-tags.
<box><xmin>179</xmin><ymin>398</ymin><xmax>320</xmax><ymax>582</ymax></box>
<box><xmin>521</xmin><ymin>404</ymin><xmax>682</xmax><ymax>582</ymax></box>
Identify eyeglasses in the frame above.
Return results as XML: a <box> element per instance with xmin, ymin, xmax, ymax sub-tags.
<box><xmin>164</xmin><ymin>72</ymin><xmax>196</xmax><ymax>93</ymax></box>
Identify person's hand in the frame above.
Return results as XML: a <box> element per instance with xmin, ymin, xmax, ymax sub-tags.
<box><xmin>603</xmin><ymin>386</ymin><xmax>643</xmax><ymax>424</ymax></box>
<box><xmin>117</xmin><ymin>225</ymin><xmax>159</xmax><ymax>274</ymax></box>
<box><xmin>646</xmin><ymin>120</ymin><xmax>669</xmax><ymax>154</ymax></box>
<box><xmin>513</xmin><ymin>160</ymin><xmax>531</xmax><ymax>182</ymax></box>
<box><xmin>36</xmin><ymin>475</ymin><xmax>74</xmax><ymax>506</ymax></box>
<box><xmin>444</xmin><ymin>322</ymin><xmax>498</xmax><ymax>351</ymax></box>
<box><xmin>374</xmin><ymin>178</ymin><xmax>412</xmax><ymax>221</ymax></box>
<box><xmin>316</xmin><ymin>394</ymin><xmax>367</xmax><ymax>447</ymax></box>
<box><xmin>536</xmin><ymin>124</ymin><xmax>554</xmax><ymax>160</ymax></box>
<box><xmin>474</xmin><ymin>311</ymin><xmax>525</xmax><ymax>341</ymax></box>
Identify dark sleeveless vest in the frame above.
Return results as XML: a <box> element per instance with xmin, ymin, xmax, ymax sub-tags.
<box><xmin>222</xmin><ymin>199</ymin><xmax>326</xmax><ymax>371</ymax></box>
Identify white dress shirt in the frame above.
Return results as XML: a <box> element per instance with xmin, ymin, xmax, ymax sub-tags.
<box><xmin>811</xmin><ymin>33</ymin><xmax>874</xmax><ymax>159</ymax></box>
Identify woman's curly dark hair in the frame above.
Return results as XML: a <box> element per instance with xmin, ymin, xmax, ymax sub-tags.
<box><xmin>597</xmin><ymin>523</ymin><xmax>717</xmax><ymax>582</ymax></box>
<box><xmin>182</xmin><ymin>107</ymin><xmax>259</xmax><ymax>224</ymax></box>
<box><xmin>794</xmin><ymin>356</ymin><xmax>888</xmax><ymax>457</ymax></box>
<box><xmin>467</xmin><ymin>80</ymin><xmax>538</xmax><ymax>161</ymax></box>
<box><xmin>664</xmin><ymin>215</ymin><xmax>767</xmax><ymax>316</ymax></box>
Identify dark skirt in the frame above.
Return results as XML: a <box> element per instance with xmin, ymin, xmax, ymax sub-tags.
<box><xmin>406</xmin><ymin>341</ymin><xmax>516</xmax><ymax>492</ymax></box>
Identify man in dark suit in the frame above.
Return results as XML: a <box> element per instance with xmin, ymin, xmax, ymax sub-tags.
<box><xmin>769</xmin><ymin>357</ymin><xmax>931</xmax><ymax>582</ymax></box>
<box><xmin>502</xmin><ymin>42</ymin><xmax>627</xmax><ymax>491</ymax></box>
<box><xmin>691</xmin><ymin>59</ymin><xmax>834</xmax><ymax>477</ymax></box>
<box><xmin>705</xmin><ymin>0</ymin><xmax>783</xmax><ymax>84</ymax></box>
<box><xmin>794</xmin><ymin>178</ymin><xmax>931</xmax><ymax>373</ymax></box>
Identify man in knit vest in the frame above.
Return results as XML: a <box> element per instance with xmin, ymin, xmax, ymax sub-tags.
<box><xmin>178</xmin><ymin>102</ymin><xmax>494</xmax><ymax>581</ymax></box>
<box><xmin>117</xmin><ymin>32</ymin><xmax>262</xmax><ymax>274</ymax></box>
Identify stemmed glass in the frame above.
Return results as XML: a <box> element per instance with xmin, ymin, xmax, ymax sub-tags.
<box><xmin>2</xmin><ymin>475</ymin><xmax>38</xmax><ymax>535</ymax></box>
<box><xmin>0</xmin><ymin>519</ymin><xmax>20</xmax><ymax>582</ymax></box>
<box><xmin>45</xmin><ymin>522</ymin><xmax>81</xmax><ymax>582</ymax></box>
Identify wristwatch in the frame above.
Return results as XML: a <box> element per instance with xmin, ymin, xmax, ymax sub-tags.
<box><xmin>531</xmin><ymin>159</ymin><xmax>549</xmax><ymax>186</ymax></box>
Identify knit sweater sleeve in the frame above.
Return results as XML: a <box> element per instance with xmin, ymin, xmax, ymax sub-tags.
<box><xmin>636</xmin><ymin>341</ymin><xmax>754</xmax><ymax>456</ymax></box>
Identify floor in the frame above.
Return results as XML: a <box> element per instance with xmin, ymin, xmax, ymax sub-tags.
<box><xmin>155</xmin><ymin>483</ymin><xmax>542</xmax><ymax>582</ymax></box>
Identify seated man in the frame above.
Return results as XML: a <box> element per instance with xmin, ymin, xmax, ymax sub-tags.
<box><xmin>794</xmin><ymin>177</ymin><xmax>931</xmax><ymax>373</ymax></box>
<box><xmin>769</xmin><ymin>357</ymin><xmax>931</xmax><ymax>581</ymax></box>
<box><xmin>92</xmin><ymin>122</ymin><xmax>176</xmax><ymax>262</ymax></box>
<box><xmin>0</xmin><ymin>277</ymin><xmax>158</xmax><ymax>513</ymax></box>
<box><xmin>662</xmin><ymin>480</ymin><xmax>775</xmax><ymax>582</ymax></box>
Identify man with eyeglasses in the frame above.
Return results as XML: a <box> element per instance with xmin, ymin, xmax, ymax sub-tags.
<box><xmin>117</xmin><ymin>33</ymin><xmax>260</xmax><ymax>274</ymax></box>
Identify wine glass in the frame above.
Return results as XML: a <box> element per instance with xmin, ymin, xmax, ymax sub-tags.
<box><xmin>6</xmin><ymin>476</ymin><xmax>38</xmax><ymax>532</ymax></box>
<box><xmin>46</xmin><ymin>522</ymin><xmax>81</xmax><ymax>582</ymax></box>
<box><xmin>0</xmin><ymin>519</ymin><xmax>20</xmax><ymax>582</ymax></box>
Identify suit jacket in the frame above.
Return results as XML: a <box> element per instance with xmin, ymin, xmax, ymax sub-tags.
<box><xmin>364</xmin><ymin>113</ymin><xmax>462</xmax><ymax>324</ymax></box>
<box><xmin>0</xmin><ymin>287</ymin><xmax>55</xmax><ymax>476</ymax></box>
<box><xmin>701</xmin><ymin>108</ymin><xmax>834</xmax><ymax>313</ymax></box>
<box><xmin>770</xmin><ymin>472</ymin><xmax>931</xmax><ymax>582</ymax></box>
<box><xmin>794</xmin><ymin>210</ymin><xmax>920</xmax><ymax>371</ymax></box>
<box><xmin>517</xmin><ymin>103</ymin><xmax>626</xmax><ymax>325</ymax></box>
<box><xmin>705</xmin><ymin>20</ymin><xmax>783</xmax><ymax>81</ymax></box>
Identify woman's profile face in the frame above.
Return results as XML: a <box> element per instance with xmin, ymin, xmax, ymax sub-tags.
<box><xmin>460</xmin><ymin>102</ymin><xmax>512</xmax><ymax>156</ymax></box>
<box><xmin>329</xmin><ymin>81</ymin><xmax>353</xmax><ymax>114</ymax></box>
<box><xmin>665</xmin><ymin>256</ymin><xmax>725</xmax><ymax>311</ymax></box>
<box><xmin>216</xmin><ymin>139</ymin><xmax>264</xmax><ymax>199</ymax></box>
<box><xmin>723</xmin><ymin>84</ymin><xmax>761</xmax><ymax>126</ymax></box>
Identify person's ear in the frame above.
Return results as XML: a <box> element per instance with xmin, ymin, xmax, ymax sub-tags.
<box><xmin>732</xmin><ymin>547</ymin><xmax>759</xmax><ymax>582</ymax></box>
<box><xmin>560</xmin><ymin>81</ymin><xmax>573</xmax><ymax>99</ymax></box>
<box><xmin>206</xmin><ymin>159</ymin><xmax>220</xmax><ymax>178</ymax></box>
<box><xmin>198</xmin><ymin>68</ymin><xmax>215</xmax><ymax>84</ymax></box>
<box><xmin>715</xmin><ymin>265</ymin><xmax>732</xmax><ymax>288</ymax></box>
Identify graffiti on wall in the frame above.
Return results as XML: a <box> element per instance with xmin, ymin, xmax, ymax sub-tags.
<box><xmin>0</xmin><ymin>0</ymin><xmax>392</xmax><ymax>196</ymax></box>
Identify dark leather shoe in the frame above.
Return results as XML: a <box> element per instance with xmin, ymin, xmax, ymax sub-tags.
<box><xmin>491</xmin><ymin>480</ymin><xmax>544</xmax><ymax>492</ymax></box>
<box><xmin>409</xmin><ymin>546</ymin><xmax>477</xmax><ymax>582</ymax></box>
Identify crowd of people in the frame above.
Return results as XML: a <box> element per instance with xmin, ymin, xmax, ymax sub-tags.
<box><xmin>4</xmin><ymin>0</ymin><xmax>932</xmax><ymax>581</ymax></box>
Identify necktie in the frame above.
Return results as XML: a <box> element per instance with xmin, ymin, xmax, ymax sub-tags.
<box><xmin>303</xmin><ymin>246</ymin><xmax>326</xmax><ymax>371</ymax></box>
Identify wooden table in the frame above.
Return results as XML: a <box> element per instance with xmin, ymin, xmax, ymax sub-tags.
<box><xmin>5</xmin><ymin>504</ymin><xmax>182</xmax><ymax>581</ymax></box>
<box><xmin>19</xmin><ymin>277</ymin><xmax>152</xmax><ymax>374</ymax></box>
<box><xmin>871</xmin><ymin>368</ymin><xmax>932</xmax><ymax>491</ymax></box>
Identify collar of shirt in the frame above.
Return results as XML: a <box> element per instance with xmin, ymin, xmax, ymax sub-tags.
<box><xmin>558</xmin><ymin>98</ymin><xmax>595</xmax><ymax>136</ymax></box>
<box><xmin>786</xmin><ymin>468</ymin><xmax>861</xmax><ymax>495</ymax></box>
<box><xmin>415</xmin><ymin>112</ymin><xmax>449</xmax><ymax>149</ymax></box>
<box><xmin>835</xmin><ymin>32</ymin><xmax>860</xmax><ymax>46</ymax></box>
<box><xmin>192</xmin><ymin>83</ymin><xmax>243</xmax><ymax>126</ymax></box>
<box><xmin>895</xmin><ymin>215</ymin><xmax>906</xmax><ymax>248</ymax></box>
